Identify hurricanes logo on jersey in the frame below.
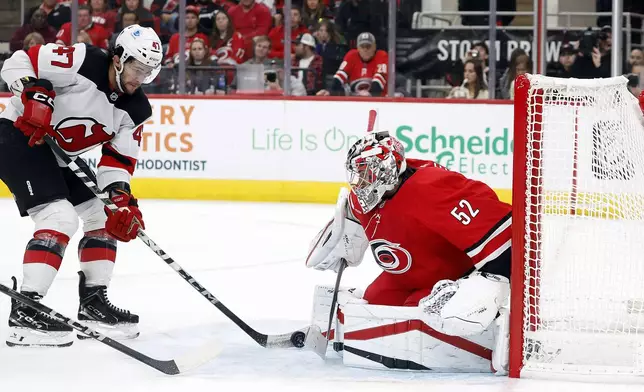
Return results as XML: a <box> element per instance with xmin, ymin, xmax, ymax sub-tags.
<box><xmin>370</xmin><ymin>239</ymin><xmax>412</xmax><ymax>274</ymax></box>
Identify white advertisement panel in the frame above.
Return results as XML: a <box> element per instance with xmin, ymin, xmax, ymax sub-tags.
<box><xmin>0</xmin><ymin>97</ymin><xmax>515</xmax><ymax>189</ymax></box>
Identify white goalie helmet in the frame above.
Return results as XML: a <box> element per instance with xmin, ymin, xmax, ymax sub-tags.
<box><xmin>345</xmin><ymin>132</ymin><xmax>407</xmax><ymax>213</ymax></box>
<box><xmin>113</xmin><ymin>24</ymin><xmax>163</xmax><ymax>91</ymax></box>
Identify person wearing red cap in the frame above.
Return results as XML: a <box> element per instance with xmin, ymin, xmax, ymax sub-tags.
<box><xmin>164</xmin><ymin>5</ymin><xmax>210</xmax><ymax>66</ymax></box>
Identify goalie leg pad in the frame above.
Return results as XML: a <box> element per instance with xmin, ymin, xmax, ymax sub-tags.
<box><xmin>309</xmin><ymin>285</ymin><xmax>365</xmax><ymax>350</ymax></box>
<box><xmin>339</xmin><ymin>303</ymin><xmax>495</xmax><ymax>372</ymax></box>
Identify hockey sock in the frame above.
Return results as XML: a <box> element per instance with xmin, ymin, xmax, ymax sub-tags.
<box><xmin>78</xmin><ymin>229</ymin><xmax>117</xmax><ymax>287</ymax></box>
<box><xmin>22</xmin><ymin>230</ymin><xmax>69</xmax><ymax>295</ymax></box>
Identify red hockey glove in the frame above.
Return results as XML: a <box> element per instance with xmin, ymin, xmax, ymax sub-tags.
<box><xmin>104</xmin><ymin>184</ymin><xmax>145</xmax><ymax>242</ymax></box>
<box><xmin>14</xmin><ymin>79</ymin><xmax>56</xmax><ymax>147</ymax></box>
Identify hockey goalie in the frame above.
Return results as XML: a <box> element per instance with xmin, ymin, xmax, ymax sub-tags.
<box><xmin>305</xmin><ymin>128</ymin><xmax>512</xmax><ymax>373</ymax></box>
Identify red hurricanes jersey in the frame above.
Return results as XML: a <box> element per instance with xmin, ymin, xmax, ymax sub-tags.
<box><xmin>335</xmin><ymin>49</ymin><xmax>388</xmax><ymax>96</ymax></box>
<box><xmin>211</xmin><ymin>32</ymin><xmax>246</xmax><ymax>64</ymax></box>
<box><xmin>56</xmin><ymin>22</ymin><xmax>110</xmax><ymax>50</ymax></box>
<box><xmin>349</xmin><ymin>159</ymin><xmax>512</xmax><ymax>290</ymax></box>
<box><xmin>165</xmin><ymin>32</ymin><xmax>210</xmax><ymax>64</ymax></box>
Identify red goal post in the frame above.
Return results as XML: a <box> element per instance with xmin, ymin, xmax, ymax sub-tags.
<box><xmin>510</xmin><ymin>74</ymin><xmax>644</xmax><ymax>380</ymax></box>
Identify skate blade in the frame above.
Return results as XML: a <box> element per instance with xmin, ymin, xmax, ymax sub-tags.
<box><xmin>77</xmin><ymin>320</ymin><xmax>139</xmax><ymax>340</ymax></box>
<box><xmin>6</xmin><ymin>327</ymin><xmax>74</xmax><ymax>347</ymax></box>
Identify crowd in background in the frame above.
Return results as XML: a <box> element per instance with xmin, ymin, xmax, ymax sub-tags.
<box><xmin>2</xmin><ymin>0</ymin><xmax>644</xmax><ymax>99</ymax></box>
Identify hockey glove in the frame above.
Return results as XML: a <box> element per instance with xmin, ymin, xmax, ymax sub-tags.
<box><xmin>104</xmin><ymin>183</ymin><xmax>145</xmax><ymax>242</ymax></box>
<box><xmin>14</xmin><ymin>79</ymin><xmax>56</xmax><ymax>147</ymax></box>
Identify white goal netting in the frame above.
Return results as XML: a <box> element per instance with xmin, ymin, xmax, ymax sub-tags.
<box><xmin>517</xmin><ymin>74</ymin><xmax>644</xmax><ymax>378</ymax></box>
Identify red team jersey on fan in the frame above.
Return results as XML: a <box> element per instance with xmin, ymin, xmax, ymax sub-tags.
<box><xmin>348</xmin><ymin>159</ymin><xmax>512</xmax><ymax>306</ymax></box>
<box><xmin>56</xmin><ymin>22</ymin><xmax>110</xmax><ymax>50</ymax></box>
<box><xmin>165</xmin><ymin>33</ymin><xmax>210</xmax><ymax>64</ymax></box>
<box><xmin>335</xmin><ymin>49</ymin><xmax>388</xmax><ymax>96</ymax></box>
<box><xmin>211</xmin><ymin>32</ymin><xmax>246</xmax><ymax>64</ymax></box>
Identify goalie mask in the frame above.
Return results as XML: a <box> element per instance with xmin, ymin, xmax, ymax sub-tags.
<box><xmin>345</xmin><ymin>132</ymin><xmax>407</xmax><ymax>213</ymax></box>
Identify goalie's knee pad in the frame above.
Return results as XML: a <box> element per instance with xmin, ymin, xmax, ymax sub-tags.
<box><xmin>75</xmin><ymin>198</ymin><xmax>107</xmax><ymax>233</ymax></box>
<box><xmin>28</xmin><ymin>199</ymin><xmax>80</xmax><ymax>239</ymax></box>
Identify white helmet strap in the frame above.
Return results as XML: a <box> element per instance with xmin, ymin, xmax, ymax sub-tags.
<box><xmin>113</xmin><ymin>59</ymin><xmax>126</xmax><ymax>93</ymax></box>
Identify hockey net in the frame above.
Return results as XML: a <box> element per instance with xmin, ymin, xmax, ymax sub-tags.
<box><xmin>510</xmin><ymin>74</ymin><xmax>644</xmax><ymax>380</ymax></box>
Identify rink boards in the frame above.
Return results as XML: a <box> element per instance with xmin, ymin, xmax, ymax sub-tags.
<box><xmin>0</xmin><ymin>95</ymin><xmax>513</xmax><ymax>204</ymax></box>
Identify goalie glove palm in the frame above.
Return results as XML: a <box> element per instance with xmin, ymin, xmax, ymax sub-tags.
<box><xmin>306</xmin><ymin>188</ymin><xmax>368</xmax><ymax>272</ymax></box>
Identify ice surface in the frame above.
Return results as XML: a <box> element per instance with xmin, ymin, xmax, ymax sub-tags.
<box><xmin>0</xmin><ymin>199</ymin><xmax>641</xmax><ymax>392</ymax></box>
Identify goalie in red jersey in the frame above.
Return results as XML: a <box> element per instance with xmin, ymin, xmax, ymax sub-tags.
<box><xmin>305</xmin><ymin>115</ymin><xmax>512</xmax><ymax>373</ymax></box>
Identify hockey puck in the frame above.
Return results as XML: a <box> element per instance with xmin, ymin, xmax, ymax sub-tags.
<box><xmin>291</xmin><ymin>331</ymin><xmax>306</xmax><ymax>348</ymax></box>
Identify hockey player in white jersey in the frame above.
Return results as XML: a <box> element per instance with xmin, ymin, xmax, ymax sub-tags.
<box><xmin>0</xmin><ymin>25</ymin><xmax>162</xmax><ymax>347</ymax></box>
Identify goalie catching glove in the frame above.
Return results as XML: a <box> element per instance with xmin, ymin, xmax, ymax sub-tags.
<box><xmin>306</xmin><ymin>187</ymin><xmax>369</xmax><ymax>273</ymax></box>
<box><xmin>104</xmin><ymin>182</ymin><xmax>145</xmax><ymax>242</ymax></box>
<box><xmin>419</xmin><ymin>271</ymin><xmax>509</xmax><ymax>336</ymax></box>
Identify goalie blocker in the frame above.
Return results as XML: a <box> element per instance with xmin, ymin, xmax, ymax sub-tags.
<box><xmin>305</xmin><ymin>121</ymin><xmax>512</xmax><ymax>374</ymax></box>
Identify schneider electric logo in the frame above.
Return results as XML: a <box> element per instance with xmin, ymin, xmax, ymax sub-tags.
<box><xmin>395</xmin><ymin>125</ymin><xmax>513</xmax><ymax>176</ymax></box>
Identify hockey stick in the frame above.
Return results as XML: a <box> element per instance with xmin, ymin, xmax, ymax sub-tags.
<box><xmin>305</xmin><ymin>260</ymin><xmax>347</xmax><ymax>359</ymax></box>
<box><xmin>0</xmin><ymin>281</ymin><xmax>221</xmax><ymax>375</ymax></box>
<box><xmin>43</xmin><ymin>136</ymin><xmax>309</xmax><ymax>349</ymax></box>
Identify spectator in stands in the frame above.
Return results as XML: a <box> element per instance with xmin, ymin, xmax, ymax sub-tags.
<box><xmin>448</xmin><ymin>59</ymin><xmax>488</xmax><ymax>99</ymax></box>
<box><xmin>626</xmin><ymin>64</ymin><xmax>642</xmax><ymax>98</ymax></box>
<box><xmin>116</xmin><ymin>0</ymin><xmax>155</xmax><ymax>31</ymax></box>
<box><xmin>211</xmin><ymin>9</ymin><xmax>247</xmax><ymax>65</ymax></box>
<box><xmin>10</xmin><ymin>9</ymin><xmax>57</xmax><ymax>53</ymax></box>
<box><xmin>24</xmin><ymin>0</ymin><xmax>71</xmax><ymax>31</ymax></box>
<box><xmin>546</xmin><ymin>43</ymin><xmax>576</xmax><ymax>79</ymax></box>
<box><xmin>335</xmin><ymin>0</ymin><xmax>380</xmax><ymax>48</ymax></box>
<box><xmin>185</xmin><ymin>38</ymin><xmax>217</xmax><ymax>94</ymax></box>
<box><xmin>302</xmin><ymin>0</ymin><xmax>333</xmax><ymax>31</ymax></box>
<box><xmin>268</xmin><ymin>7</ymin><xmax>309</xmax><ymax>59</ymax></box>
<box><xmin>109</xmin><ymin>10</ymin><xmax>138</xmax><ymax>47</ymax></box>
<box><xmin>316</xmin><ymin>32</ymin><xmax>388</xmax><ymax>97</ymax></box>
<box><xmin>90</xmin><ymin>0</ymin><xmax>117</xmax><ymax>35</ymax></box>
<box><xmin>570</xmin><ymin>27</ymin><xmax>611</xmax><ymax>79</ymax></box>
<box><xmin>244</xmin><ymin>35</ymin><xmax>277</xmax><ymax>66</ymax></box>
<box><xmin>23</xmin><ymin>32</ymin><xmax>46</xmax><ymax>51</ymax></box>
<box><xmin>499</xmin><ymin>48</ymin><xmax>531</xmax><ymax>99</ymax></box>
<box><xmin>56</xmin><ymin>5</ymin><xmax>111</xmax><ymax>50</ymax></box>
<box><xmin>293</xmin><ymin>33</ymin><xmax>324</xmax><ymax>95</ymax></box>
<box><xmin>229</xmin><ymin>0</ymin><xmax>272</xmax><ymax>59</ymax></box>
<box><xmin>629</xmin><ymin>48</ymin><xmax>644</xmax><ymax>69</ymax></box>
<box><xmin>164</xmin><ymin>6</ymin><xmax>210</xmax><ymax>66</ymax></box>
<box><xmin>466</xmin><ymin>41</ymin><xmax>490</xmax><ymax>82</ymax></box>
<box><xmin>315</xmin><ymin>20</ymin><xmax>348</xmax><ymax>88</ymax></box>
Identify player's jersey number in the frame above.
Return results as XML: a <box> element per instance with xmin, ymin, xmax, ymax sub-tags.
<box><xmin>451</xmin><ymin>199</ymin><xmax>480</xmax><ymax>226</ymax></box>
<box><xmin>50</xmin><ymin>46</ymin><xmax>76</xmax><ymax>69</ymax></box>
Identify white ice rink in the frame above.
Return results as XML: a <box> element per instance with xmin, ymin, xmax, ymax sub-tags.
<box><xmin>0</xmin><ymin>198</ymin><xmax>641</xmax><ymax>392</ymax></box>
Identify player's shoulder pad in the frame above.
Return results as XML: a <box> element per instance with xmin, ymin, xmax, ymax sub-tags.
<box><xmin>77</xmin><ymin>44</ymin><xmax>110</xmax><ymax>88</ymax></box>
<box><xmin>115</xmin><ymin>88</ymin><xmax>152</xmax><ymax>126</ymax></box>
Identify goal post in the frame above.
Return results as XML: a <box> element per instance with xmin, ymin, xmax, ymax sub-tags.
<box><xmin>510</xmin><ymin>74</ymin><xmax>644</xmax><ymax>380</ymax></box>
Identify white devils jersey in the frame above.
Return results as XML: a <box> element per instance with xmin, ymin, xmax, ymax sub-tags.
<box><xmin>0</xmin><ymin>43</ymin><xmax>152</xmax><ymax>190</ymax></box>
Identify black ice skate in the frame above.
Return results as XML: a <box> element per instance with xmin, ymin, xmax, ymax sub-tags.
<box><xmin>6</xmin><ymin>279</ymin><xmax>73</xmax><ymax>347</ymax></box>
<box><xmin>77</xmin><ymin>271</ymin><xmax>139</xmax><ymax>340</ymax></box>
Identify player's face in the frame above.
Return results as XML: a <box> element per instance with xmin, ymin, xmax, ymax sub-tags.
<box><xmin>464</xmin><ymin>63</ymin><xmax>477</xmax><ymax>84</ymax></box>
<box><xmin>357</xmin><ymin>44</ymin><xmax>376</xmax><ymax>62</ymax></box>
<box><xmin>121</xmin><ymin>59</ymin><xmax>155</xmax><ymax>93</ymax></box>
<box><xmin>190</xmin><ymin>42</ymin><xmax>206</xmax><ymax>61</ymax></box>
<box><xmin>215</xmin><ymin>12</ymin><xmax>229</xmax><ymax>32</ymax></box>
<box><xmin>78</xmin><ymin>10</ymin><xmax>91</xmax><ymax>28</ymax></box>
<box><xmin>186</xmin><ymin>13</ymin><xmax>198</xmax><ymax>29</ymax></box>
<box><xmin>125</xmin><ymin>0</ymin><xmax>139</xmax><ymax>10</ymax></box>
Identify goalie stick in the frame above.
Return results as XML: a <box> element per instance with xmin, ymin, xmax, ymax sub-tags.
<box><xmin>43</xmin><ymin>136</ymin><xmax>309</xmax><ymax>349</ymax></box>
<box><xmin>0</xmin><ymin>280</ymin><xmax>221</xmax><ymax>375</ymax></box>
